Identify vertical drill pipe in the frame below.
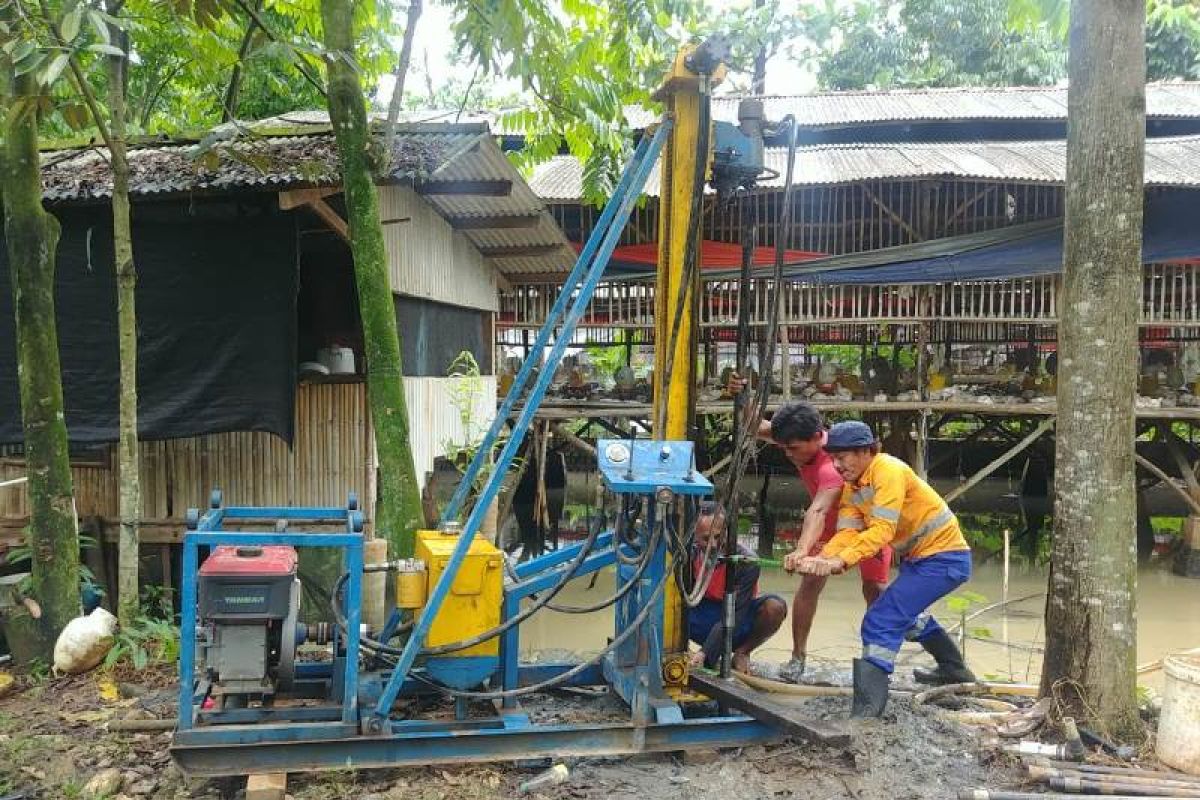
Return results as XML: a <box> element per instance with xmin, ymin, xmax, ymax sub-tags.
<box><xmin>723</xmin><ymin>198</ymin><xmax>756</xmax><ymax>678</ymax></box>
<box><xmin>369</xmin><ymin>123</ymin><xmax>672</xmax><ymax>726</ymax></box>
<box><xmin>439</xmin><ymin>133</ymin><xmax>658</xmax><ymax>526</ymax></box>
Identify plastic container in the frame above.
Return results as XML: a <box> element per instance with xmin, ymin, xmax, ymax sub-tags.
<box><xmin>317</xmin><ymin>346</ymin><xmax>356</xmax><ymax>375</ymax></box>
<box><xmin>1158</xmin><ymin>652</ymin><xmax>1200</xmax><ymax>775</ymax></box>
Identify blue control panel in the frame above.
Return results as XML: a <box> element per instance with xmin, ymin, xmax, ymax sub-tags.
<box><xmin>596</xmin><ymin>439</ymin><xmax>714</xmax><ymax>496</ymax></box>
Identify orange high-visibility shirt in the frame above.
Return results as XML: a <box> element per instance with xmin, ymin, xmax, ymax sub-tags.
<box><xmin>821</xmin><ymin>453</ymin><xmax>969</xmax><ymax>566</ymax></box>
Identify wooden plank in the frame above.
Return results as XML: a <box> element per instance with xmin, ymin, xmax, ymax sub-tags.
<box><xmin>246</xmin><ymin>772</ymin><xmax>287</xmax><ymax>800</ymax></box>
<box><xmin>416</xmin><ymin>179</ymin><xmax>512</xmax><ymax>197</ymax></box>
<box><xmin>1135</xmin><ymin>453</ymin><xmax>1200</xmax><ymax>516</ymax></box>
<box><xmin>944</xmin><ymin>418</ymin><xmax>1055</xmax><ymax>505</ymax></box>
<box><xmin>1161</xmin><ymin>426</ymin><xmax>1200</xmax><ymax>497</ymax></box>
<box><xmin>306</xmin><ymin>198</ymin><xmax>350</xmax><ymax>243</ymax></box>
<box><xmin>448</xmin><ymin>214</ymin><xmax>541</xmax><ymax>230</ymax></box>
<box><xmin>688</xmin><ymin>671</ymin><xmax>850</xmax><ymax>747</ymax></box>
<box><xmin>278</xmin><ymin>187</ymin><xmax>337</xmax><ymax>210</ymax></box>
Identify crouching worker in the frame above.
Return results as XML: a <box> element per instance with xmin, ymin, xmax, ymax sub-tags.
<box><xmin>688</xmin><ymin>504</ymin><xmax>787</xmax><ymax>673</ymax></box>
<box><xmin>798</xmin><ymin>421</ymin><xmax>975</xmax><ymax>718</ymax></box>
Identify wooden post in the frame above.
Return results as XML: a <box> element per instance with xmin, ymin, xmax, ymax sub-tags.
<box><xmin>780</xmin><ymin>326</ymin><xmax>791</xmax><ymax>401</ymax></box>
<box><xmin>914</xmin><ymin>289</ymin><xmax>932</xmax><ymax>479</ymax></box>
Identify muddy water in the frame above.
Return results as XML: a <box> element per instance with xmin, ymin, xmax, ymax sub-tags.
<box><xmin>519</xmin><ymin>559</ymin><xmax>1200</xmax><ymax>690</ymax></box>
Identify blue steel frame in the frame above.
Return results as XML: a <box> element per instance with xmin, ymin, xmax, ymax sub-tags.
<box><xmin>168</xmin><ymin>120</ymin><xmax>796</xmax><ymax>775</ymax></box>
<box><xmin>176</xmin><ymin>499</ymin><xmax>365</xmax><ymax>732</ymax></box>
<box><xmin>367</xmin><ymin>121</ymin><xmax>673</xmax><ymax>730</ymax></box>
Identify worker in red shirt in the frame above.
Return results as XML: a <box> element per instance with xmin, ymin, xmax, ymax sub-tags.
<box><xmin>687</xmin><ymin>504</ymin><xmax>787</xmax><ymax>673</ymax></box>
<box><xmin>757</xmin><ymin>402</ymin><xmax>892</xmax><ymax>682</ymax></box>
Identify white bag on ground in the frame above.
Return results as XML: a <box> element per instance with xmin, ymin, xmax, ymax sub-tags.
<box><xmin>53</xmin><ymin>607</ymin><xmax>118</xmax><ymax>674</ymax></box>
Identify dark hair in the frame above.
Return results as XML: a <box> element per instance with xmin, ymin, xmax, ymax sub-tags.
<box><xmin>770</xmin><ymin>402</ymin><xmax>825</xmax><ymax>444</ymax></box>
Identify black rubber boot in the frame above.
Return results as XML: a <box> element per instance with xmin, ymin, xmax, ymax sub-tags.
<box><xmin>912</xmin><ymin>629</ymin><xmax>977</xmax><ymax>685</ymax></box>
<box><xmin>851</xmin><ymin>658</ymin><xmax>889</xmax><ymax>718</ymax></box>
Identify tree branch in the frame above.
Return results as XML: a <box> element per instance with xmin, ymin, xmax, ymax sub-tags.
<box><xmin>384</xmin><ymin>0</ymin><xmax>422</xmax><ymax>144</ymax></box>
<box><xmin>229</xmin><ymin>0</ymin><xmax>326</xmax><ymax>99</ymax></box>
<box><xmin>221</xmin><ymin>0</ymin><xmax>263</xmax><ymax>123</ymax></box>
<box><xmin>37</xmin><ymin>0</ymin><xmax>114</xmax><ymax>151</ymax></box>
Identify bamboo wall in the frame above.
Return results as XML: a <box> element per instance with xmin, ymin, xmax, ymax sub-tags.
<box><xmin>0</xmin><ymin>376</ymin><xmax>501</xmax><ymax>536</ymax></box>
<box><xmin>0</xmin><ymin>383</ymin><xmax>373</xmax><ymax>529</ymax></box>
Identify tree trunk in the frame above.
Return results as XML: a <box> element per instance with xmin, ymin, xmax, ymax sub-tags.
<box><xmin>751</xmin><ymin>0</ymin><xmax>767</xmax><ymax>92</ymax></box>
<box><xmin>107</xmin><ymin>5</ymin><xmax>142</xmax><ymax>628</ymax></box>
<box><xmin>320</xmin><ymin>0</ymin><xmax>424</xmax><ymax>556</ymax></box>
<box><xmin>1040</xmin><ymin>0</ymin><xmax>1144</xmax><ymax>738</ymax></box>
<box><xmin>1</xmin><ymin>70</ymin><xmax>82</xmax><ymax>661</ymax></box>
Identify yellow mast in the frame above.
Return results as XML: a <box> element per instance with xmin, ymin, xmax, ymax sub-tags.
<box><xmin>651</xmin><ymin>42</ymin><xmax>726</xmax><ymax>658</ymax></box>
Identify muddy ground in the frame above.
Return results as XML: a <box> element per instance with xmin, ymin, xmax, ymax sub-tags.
<box><xmin>0</xmin><ymin>660</ymin><xmax>1034</xmax><ymax>800</ymax></box>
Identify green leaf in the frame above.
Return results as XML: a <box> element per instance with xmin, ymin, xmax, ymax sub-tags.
<box><xmin>88</xmin><ymin>43</ymin><xmax>126</xmax><ymax>57</ymax></box>
<box><xmin>10</xmin><ymin>40</ymin><xmax>35</xmax><ymax>63</ymax></box>
<box><xmin>61</xmin><ymin>5</ymin><xmax>84</xmax><ymax>43</ymax></box>
<box><xmin>61</xmin><ymin>102</ymin><xmax>91</xmax><ymax>130</ymax></box>
<box><xmin>87</xmin><ymin>9</ymin><xmax>112</xmax><ymax>44</ymax></box>
<box><xmin>13</xmin><ymin>50</ymin><xmax>46</xmax><ymax>78</ymax></box>
<box><xmin>42</xmin><ymin>52</ymin><xmax>70</xmax><ymax>87</ymax></box>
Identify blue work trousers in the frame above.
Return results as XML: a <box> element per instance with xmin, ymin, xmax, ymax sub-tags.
<box><xmin>860</xmin><ymin>550</ymin><xmax>972</xmax><ymax>673</ymax></box>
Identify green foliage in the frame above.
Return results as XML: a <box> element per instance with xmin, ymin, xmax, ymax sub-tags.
<box><xmin>1006</xmin><ymin>0</ymin><xmax>1200</xmax><ymax>82</ymax></box>
<box><xmin>944</xmin><ymin>589</ymin><xmax>988</xmax><ymax>615</ymax></box>
<box><xmin>102</xmin><ymin>616</ymin><xmax>179</xmax><ymax>670</ymax></box>
<box><xmin>1146</xmin><ymin>0</ymin><xmax>1200</xmax><ymax>80</ymax></box>
<box><xmin>815</xmin><ymin>0</ymin><xmax>1068</xmax><ymax>90</ymax></box>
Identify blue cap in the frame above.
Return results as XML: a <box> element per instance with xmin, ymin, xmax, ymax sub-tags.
<box><xmin>824</xmin><ymin>421</ymin><xmax>877</xmax><ymax>451</ymax></box>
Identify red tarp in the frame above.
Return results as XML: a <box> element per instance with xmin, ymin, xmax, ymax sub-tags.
<box><xmin>571</xmin><ymin>240</ymin><xmax>826</xmax><ymax>271</ymax></box>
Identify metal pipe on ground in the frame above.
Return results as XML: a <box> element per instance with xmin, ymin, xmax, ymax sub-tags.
<box><xmin>961</xmin><ymin>792</ymin><xmax>1178</xmax><ymax>800</ymax></box>
<box><xmin>1047</xmin><ymin>777</ymin><xmax>1200</xmax><ymax>798</ymax></box>
<box><xmin>1040</xmin><ymin>763</ymin><xmax>1200</xmax><ymax>785</ymax></box>
<box><xmin>1028</xmin><ymin>767</ymin><xmax>1200</xmax><ymax>791</ymax></box>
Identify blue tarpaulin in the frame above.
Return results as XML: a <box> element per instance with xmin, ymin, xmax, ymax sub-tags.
<box><xmin>791</xmin><ymin>189</ymin><xmax>1200</xmax><ymax>285</ymax></box>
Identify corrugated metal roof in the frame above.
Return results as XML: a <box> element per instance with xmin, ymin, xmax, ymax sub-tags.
<box><xmin>39</xmin><ymin>126</ymin><xmax>474</xmax><ymax>202</ymax></box>
<box><xmin>407</xmin><ymin>82</ymin><xmax>1200</xmax><ymax>135</ymax></box>
<box><xmin>531</xmin><ymin>135</ymin><xmax>1200</xmax><ymax>201</ymax></box>
<box><xmin>690</xmin><ymin>83</ymin><xmax>1200</xmax><ymax>129</ymax></box>
<box><xmin>420</xmin><ymin>133</ymin><xmax>574</xmax><ymax>276</ymax></box>
<box><xmin>40</xmin><ymin>116</ymin><xmax>572</xmax><ymax>277</ymax></box>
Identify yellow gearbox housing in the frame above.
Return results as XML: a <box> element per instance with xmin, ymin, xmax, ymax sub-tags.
<box><xmin>412</xmin><ymin>529</ymin><xmax>503</xmax><ymax>658</ymax></box>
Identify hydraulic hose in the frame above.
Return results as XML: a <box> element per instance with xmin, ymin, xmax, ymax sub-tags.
<box><xmin>543</xmin><ymin>517</ymin><xmax>662</xmax><ymax>614</ymax></box>
<box><xmin>408</xmin><ymin>567</ymin><xmax>670</xmax><ymax>700</ymax></box>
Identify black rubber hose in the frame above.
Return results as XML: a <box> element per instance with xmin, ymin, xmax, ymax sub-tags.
<box><xmin>543</xmin><ymin>518</ymin><xmax>662</xmax><ymax>614</ymax></box>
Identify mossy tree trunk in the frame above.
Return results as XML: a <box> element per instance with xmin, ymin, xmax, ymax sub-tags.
<box><xmin>106</xmin><ymin>4</ymin><xmax>142</xmax><ymax>627</ymax></box>
<box><xmin>320</xmin><ymin>0</ymin><xmax>424</xmax><ymax>556</ymax></box>
<box><xmin>1041</xmin><ymin>0</ymin><xmax>1144</xmax><ymax>738</ymax></box>
<box><xmin>1</xmin><ymin>69</ymin><xmax>81</xmax><ymax>661</ymax></box>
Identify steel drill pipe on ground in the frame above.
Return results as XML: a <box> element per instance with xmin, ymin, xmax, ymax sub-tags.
<box><xmin>1039</xmin><ymin>763</ymin><xmax>1200</xmax><ymax>785</ymax></box>
<box><xmin>1028</xmin><ymin>767</ymin><xmax>1200</xmax><ymax>790</ymax></box>
<box><xmin>961</xmin><ymin>792</ymin><xmax>1179</xmax><ymax>800</ymax></box>
<box><xmin>1047</xmin><ymin>777</ymin><xmax>1200</xmax><ymax>797</ymax></box>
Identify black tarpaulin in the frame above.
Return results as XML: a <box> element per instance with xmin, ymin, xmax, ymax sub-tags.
<box><xmin>0</xmin><ymin>206</ymin><xmax>297</xmax><ymax>445</ymax></box>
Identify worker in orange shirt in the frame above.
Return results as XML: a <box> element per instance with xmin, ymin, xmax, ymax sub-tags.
<box><xmin>798</xmin><ymin>420</ymin><xmax>975</xmax><ymax>718</ymax></box>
